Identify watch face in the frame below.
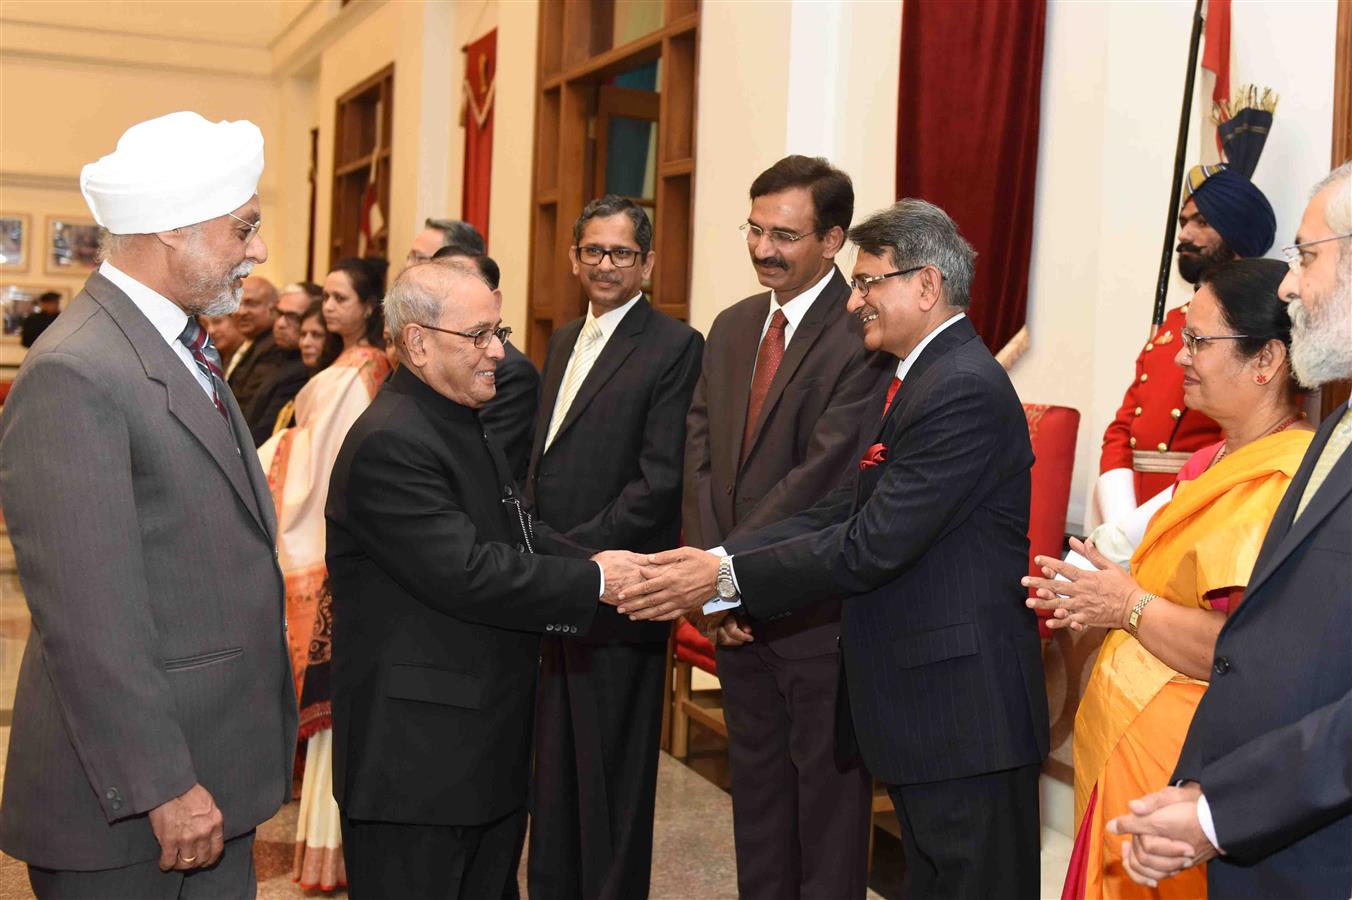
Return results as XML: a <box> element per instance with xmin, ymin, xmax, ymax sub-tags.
<box><xmin>716</xmin><ymin>577</ymin><xmax>736</xmax><ymax>599</ymax></box>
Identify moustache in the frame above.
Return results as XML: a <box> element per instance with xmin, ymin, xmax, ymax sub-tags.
<box><xmin>754</xmin><ymin>256</ymin><xmax>789</xmax><ymax>271</ymax></box>
<box><xmin>589</xmin><ymin>272</ymin><xmax>622</xmax><ymax>285</ymax></box>
<box><xmin>1176</xmin><ymin>243</ymin><xmax>1202</xmax><ymax>255</ymax></box>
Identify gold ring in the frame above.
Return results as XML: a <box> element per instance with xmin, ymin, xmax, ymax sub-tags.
<box><xmin>180</xmin><ymin>854</ymin><xmax>198</xmax><ymax>863</ymax></box>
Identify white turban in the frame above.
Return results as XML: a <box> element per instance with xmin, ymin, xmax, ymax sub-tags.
<box><xmin>80</xmin><ymin>111</ymin><xmax>264</xmax><ymax>235</ymax></box>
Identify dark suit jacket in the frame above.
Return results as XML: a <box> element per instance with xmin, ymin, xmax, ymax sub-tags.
<box><xmin>684</xmin><ymin>269</ymin><xmax>894</xmax><ymax>657</ymax></box>
<box><xmin>526</xmin><ymin>296</ymin><xmax>703</xmax><ymax>644</ymax></box>
<box><xmin>244</xmin><ymin>348</ymin><xmax>309</xmax><ymax>446</ymax></box>
<box><xmin>226</xmin><ymin>331</ymin><xmax>285</xmax><ymax>416</ymax></box>
<box><xmin>326</xmin><ymin>365</ymin><xmax>601</xmax><ymax>827</ymax></box>
<box><xmin>481</xmin><ymin>340</ymin><xmax>540</xmax><ymax>484</ymax></box>
<box><xmin>725</xmin><ymin>316</ymin><xmax>1049</xmax><ymax>785</ymax></box>
<box><xmin>1172</xmin><ymin>402</ymin><xmax>1351</xmax><ymax>899</ymax></box>
<box><xmin>0</xmin><ymin>271</ymin><xmax>296</xmax><ymax>870</ymax></box>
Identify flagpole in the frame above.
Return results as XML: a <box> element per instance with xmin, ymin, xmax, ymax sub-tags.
<box><xmin>1152</xmin><ymin>0</ymin><xmax>1206</xmax><ymax>337</ymax></box>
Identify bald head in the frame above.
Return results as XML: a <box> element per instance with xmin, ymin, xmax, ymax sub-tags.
<box><xmin>234</xmin><ymin>275</ymin><xmax>278</xmax><ymax>339</ymax></box>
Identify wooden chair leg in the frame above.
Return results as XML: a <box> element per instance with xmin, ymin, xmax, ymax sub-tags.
<box><xmin>672</xmin><ymin>659</ymin><xmax>692</xmax><ymax>759</ymax></box>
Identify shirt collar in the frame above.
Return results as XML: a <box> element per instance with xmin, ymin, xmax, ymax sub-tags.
<box><xmin>896</xmin><ymin>312</ymin><xmax>966</xmax><ymax>380</ymax></box>
<box><xmin>586</xmin><ymin>292</ymin><xmax>642</xmax><ymax>343</ymax></box>
<box><xmin>99</xmin><ymin>260</ymin><xmax>191</xmax><ymax>345</ymax></box>
<box><xmin>768</xmin><ymin>268</ymin><xmax>835</xmax><ymax>335</ymax></box>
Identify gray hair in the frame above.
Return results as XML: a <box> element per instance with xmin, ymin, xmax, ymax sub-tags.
<box><xmin>1312</xmin><ymin>160</ymin><xmax>1351</xmax><ymax>236</ymax></box>
<box><xmin>572</xmin><ymin>195</ymin><xmax>653</xmax><ymax>255</ymax></box>
<box><xmin>847</xmin><ymin>199</ymin><xmax>977</xmax><ymax>309</ymax></box>
<box><xmin>424</xmin><ymin>218</ymin><xmax>485</xmax><ymax>255</ymax></box>
<box><xmin>383</xmin><ymin>257</ymin><xmax>490</xmax><ymax>350</ymax></box>
<box><xmin>98</xmin><ymin>229</ymin><xmax>138</xmax><ymax>262</ymax></box>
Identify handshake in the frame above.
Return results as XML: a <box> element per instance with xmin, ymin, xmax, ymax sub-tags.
<box><xmin>590</xmin><ymin>547</ymin><xmax>726</xmax><ymax>622</ymax></box>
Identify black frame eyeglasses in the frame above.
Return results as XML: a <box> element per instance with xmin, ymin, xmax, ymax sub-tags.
<box><xmin>849</xmin><ymin>266</ymin><xmax>926</xmax><ymax>299</ymax></box>
<box><xmin>419</xmin><ymin>323</ymin><xmax>512</xmax><ymax>349</ymax></box>
<box><xmin>1180</xmin><ymin>327</ymin><xmax>1250</xmax><ymax>356</ymax></box>
<box><xmin>574</xmin><ymin>245</ymin><xmax>642</xmax><ymax>268</ymax></box>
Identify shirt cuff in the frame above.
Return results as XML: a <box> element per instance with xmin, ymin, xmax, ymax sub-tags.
<box><xmin>595</xmin><ymin>561</ymin><xmax>605</xmax><ymax>598</ymax></box>
<box><xmin>1196</xmin><ymin>794</ymin><xmax>1222</xmax><ymax>853</ymax></box>
<box><xmin>701</xmin><ymin>547</ymin><xmax>742</xmax><ymax>614</ymax></box>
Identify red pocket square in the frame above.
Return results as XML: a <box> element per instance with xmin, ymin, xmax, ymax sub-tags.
<box><xmin>860</xmin><ymin>443</ymin><xmax>887</xmax><ymax>470</ymax></box>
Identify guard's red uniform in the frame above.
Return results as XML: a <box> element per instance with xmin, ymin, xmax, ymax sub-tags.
<box><xmin>1099</xmin><ymin>304</ymin><xmax>1223</xmax><ymax>501</ymax></box>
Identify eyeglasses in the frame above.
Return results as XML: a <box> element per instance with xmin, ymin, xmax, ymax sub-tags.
<box><xmin>1281</xmin><ymin>233</ymin><xmax>1352</xmax><ymax>274</ymax></box>
<box><xmin>849</xmin><ymin>266</ymin><xmax>926</xmax><ymax>299</ymax></box>
<box><xmin>574</xmin><ymin>245</ymin><xmax>642</xmax><ymax>268</ymax></box>
<box><xmin>739</xmin><ymin>222</ymin><xmax>822</xmax><ymax>246</ymax></box>
<box><xmin>419</xmin><ymin>323</ymin><xmax>512</xmax><ymax>349</ymax></box>
<box><xmin>1180</xmin><ymin>327</ymin><xmax>1251</xmax><ymax>356</ymax></box>
<box><xmin>277</xmin><ymin>310</ymin><xmax>304</xmax><ymax>326</ymax></box>
<box><xmin>227</xmin><ymin>212</ymin><xmax>262</xmax><ymax>242</ymax></box>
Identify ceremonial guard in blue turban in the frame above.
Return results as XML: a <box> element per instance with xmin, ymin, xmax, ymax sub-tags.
<box><xmin>1095</xmin><ymin>88</ymin><xmax>1279</xmax><ymax>524</ymax></box>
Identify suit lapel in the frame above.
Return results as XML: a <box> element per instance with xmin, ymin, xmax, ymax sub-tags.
<box><xmin>740</xmin><ymin>271</ymin><xmax>848</xmax><ymax>470</ymax></box>
<box><xmin>1234</xmin><ymin>404</ymin><xmax>1351</xmax><ymax>610</ymax></box>
<box><xmin>86</xmin><ymin>274</ymin><xmax>270</xmax><ymax>538</ymax></box>
<box><xmin>873</xmin><ymin>316</ymin><xmax>977</xmax><ymax>445</ymax></box>
<box><xmin>546</xmin><ymin>298</ymin><xmax>648</xmax><ymax>452</ymax></box>
<box><xmin>724</xmin><ymin>295</ymin><xmax>769</xmax><ymax>479</ymax></box>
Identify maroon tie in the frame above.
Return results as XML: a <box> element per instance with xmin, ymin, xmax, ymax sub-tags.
<box><xmin>741</xmin><ymin>310</ymin><xmax>788</xmax><ymax>464</ymax></box>
<box><xmin>882</xmin><ymin>376</ymin><xmax>902</xmax><ymax>417</ymax></box>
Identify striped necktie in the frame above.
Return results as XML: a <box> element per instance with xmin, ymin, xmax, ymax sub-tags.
<box><xmin>545</xmin><ymin>317</ymin><xmax>604</xmax><ymax>450</ymax></box>
<box><xmin>1294</xmin><ymin>406</ymin><xmax>1352</xmax><ymax>521</ymax></box>
<box><xmin>176</xmin><ymin>317</ymin><xmax>229</xmax><ymax>421</ymax></box>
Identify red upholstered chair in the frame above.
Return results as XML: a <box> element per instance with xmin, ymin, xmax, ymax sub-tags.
<box><xmin>1023</xmin><ymin>403</ymin><xmax>1081</xmax><ymax>639</ymax></box>
<box><xmin>0</xmin><ymin>380</ymin><xmax>12</xmax><ymax>407</ymax></box>
<box><xmin>670</xmin><ymin>619</ymin><xmax>727</xmax><ymax>758</ymax></box>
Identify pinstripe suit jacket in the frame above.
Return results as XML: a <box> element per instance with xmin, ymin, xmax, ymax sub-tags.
<box><xmin>726</xmin><ymin>316</ymin><xmax>1049</xmax><ymax>784</ymax></box>
<box><xmin>0</xmin><ymin>272</ymin><xmax>297</xmax><ymax>870</ymax></box>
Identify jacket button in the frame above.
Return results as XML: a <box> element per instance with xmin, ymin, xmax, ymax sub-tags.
<box><xmin>1157</xmin><ymin>442</ymin><xmax>1168</xmax><ymax>452</ymax></box>
<box><xmin>105</xmin><ymin>788</ymin><xmax>116</xmax><ymax>800</ymax></box>
<box><xmin>1140</xmin><ymin>373</ymin><xmax>1149</xmax><ymax>383</ymax></box>
<box><xmin>1134</xmin><ymin>406</ymin><xmax>1143</xmax><ymax>416</ymax></box>
<box><xmin>1146</xmin><ymin>342</ymin><xmax>1155</xmax><ymax>352</ymax></box>
<box><xmin>517</xmin><ymin>543</ymin><xmax>525</xmax><ymax>553</ymax></box>
<box><xmin>1213</xmin><ymin>656</ymin><xmax>1230</xmax><ymax>675</ymax></box>
<box><xmin>725</xmin><ymin>485</ymin><xmax>733</xmax><ymax>496</ymax></box>
<box><xmin>545</xmin><ymin>624</ymin><xmax>555</xmax><ymax>632</ymax></box>
<box><xmin>1171</xmin><ymin>408</ymin><xmax>1182</xmax><ymax>419</ymax></box>
<box><xmin>1130</xmin><ymin>437</ymin><xmax>1137</xmax><ymax>448</ymax></box>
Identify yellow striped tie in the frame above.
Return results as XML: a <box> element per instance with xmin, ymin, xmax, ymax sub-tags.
<box><xmin>544</xmin><ymin>317</ymin><xmax>603</xmax><ymax>450</ymax></box>
<box><xmin>1294</xmin><ymin>407</ymin><xmax>1352</xmax><ymax>521</ymax></box>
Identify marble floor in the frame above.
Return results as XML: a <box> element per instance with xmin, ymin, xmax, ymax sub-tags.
<box><xmin>0</xmin><ymin>524</ymin><xmax>1069</xmax><ymax>898</ymax></box>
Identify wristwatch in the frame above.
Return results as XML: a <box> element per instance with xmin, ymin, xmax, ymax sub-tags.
<box><xmin>716</xmin><ymin>556</ymin><xmax>739</xmax><ymax>601</ymax></box>
<box><xmin>1126</xmin><ymin>592</ymin><xmax>1157</xmax><ymax>637</ymax></box>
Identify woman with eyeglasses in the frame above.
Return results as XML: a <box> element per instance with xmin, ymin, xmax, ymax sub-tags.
<box><xmin>1026</xmin><ymin>258</ymin><xmax>1314</xmax><ymax>900</ymax></box>
<box><xmin>256</xmin><ymin>257</ymin><xmax>393</xmax><ymax>892</ymax></box>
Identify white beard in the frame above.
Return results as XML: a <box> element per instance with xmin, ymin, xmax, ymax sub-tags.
<box><xmin>1289</xmin><ymin>262</ymin><xmax>1352</xmax><ymax>389</ymax></box>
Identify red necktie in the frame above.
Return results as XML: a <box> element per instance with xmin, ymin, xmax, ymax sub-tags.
<box><xmin>882</xmin><ymin>376</ymin><xmax>902</xmax><ymax>417</ymax></box>
<box><xmin>741</xmin><ymin>310</ymin><xmax>788</xmax><ymax>464</ymax></box>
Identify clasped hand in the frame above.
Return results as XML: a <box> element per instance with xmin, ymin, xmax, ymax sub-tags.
<box><xmin>148</xmin><ymin>782</ymin><xmax>224</xmax><ymax>871</ymax></box>
<box><xmin>1022</xmin><ymin>537</ymin><xmax>1142</xmax><ymax>632</ymax></box>
<box><xmin>595</xmin><ymin>546</ymin><xmax>723</xmax><ymax>622</ymax></box>
<box><xmin>1106</xmin><ymin>783</ymin><xmax>1220</xmax><ymax>887</ymax></box>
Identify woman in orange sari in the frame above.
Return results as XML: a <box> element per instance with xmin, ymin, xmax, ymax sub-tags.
<box><xmin>258</xmin><ymin>257</ymin><xmax>391</xmax><ymax>892</ymax></box>
<box><xmin>1027</xmin><ymin>259</ymin><xmax>1315</xmax><ymax>900</ymax></box>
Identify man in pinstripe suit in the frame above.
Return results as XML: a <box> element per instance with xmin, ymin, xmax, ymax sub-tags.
<box><xmin>620</xmin><ymin>199</ymin><xmax>1050</xmax><ymax>899</ymax></box>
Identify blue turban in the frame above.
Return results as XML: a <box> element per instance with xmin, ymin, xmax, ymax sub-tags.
<box><xmin>1185</xmin><ymin>166</ymin><xmax>1276</xmax><ymax>258</ymax></box>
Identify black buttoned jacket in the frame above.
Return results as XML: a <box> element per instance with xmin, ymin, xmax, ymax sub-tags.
<box><xmin>326</xmin><ymin>366</ymin><xmax>600</xmax><ymax>826</ymax></box>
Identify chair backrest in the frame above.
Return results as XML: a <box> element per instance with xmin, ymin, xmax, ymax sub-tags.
<box><xmin>1023</xmin><ymin>403</ymin><xmax>1080</xmax><ymax>637</ymax></box>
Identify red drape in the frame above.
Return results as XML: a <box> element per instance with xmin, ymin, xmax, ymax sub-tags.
<box><xmin>896</xmin><ymin>0</ymin><xmax>1047</xmax><ymax>358</ymax></box>
<box><xmin>462</xmin><ymin>29</ymin><xmax>497</xmax><ymax>245</ymax></box>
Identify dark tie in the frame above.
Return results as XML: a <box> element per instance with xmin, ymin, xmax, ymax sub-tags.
<box><xmin>882</xmin><ymin>376</ymin><xmax>902</xmax><ymax>417</ymax></box>
<box><xmin>742</xmin><ymin>310</ymin><xmax>788</xmax><ymax>464</ymax></box>
<box><xmin>176</xmin><ymin>317</ymin><xmax>229</xmax><ymax>421</ymax></box>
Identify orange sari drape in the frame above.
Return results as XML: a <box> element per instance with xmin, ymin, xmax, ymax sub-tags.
<box><xmin>1068</xmin><ymin>429</ymin><xmax>1312</xmax><ymax>900</ymax></box>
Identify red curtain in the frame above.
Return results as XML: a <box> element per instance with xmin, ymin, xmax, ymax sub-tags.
<box><xmin>462</xmin><ymin>29</ymin><xmax>497</xmax><ymax>245</ymax></box>
<box><xmin>896</xmin><ymin>0</ymin><xmax>1047</xmax><ymax>357</ymax></box>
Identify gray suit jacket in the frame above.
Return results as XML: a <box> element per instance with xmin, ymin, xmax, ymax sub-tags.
<box><xmin>0</xmin><ymin>271</ymin><xmax>298</xmax><ymax>871</ymax></box>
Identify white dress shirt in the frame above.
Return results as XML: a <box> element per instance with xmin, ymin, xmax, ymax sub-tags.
<box><xmin>704</xmin><ymin>311</ymin><xmax>969</xmax><ymax>614</ymax></box>
<box><xmin>758</xmin><ymin>269</ymin><xmax>835</xmax><ymax>344</ymax></box>
<box><xmin>100</xmin><ymin>261</ymin><xmax>215</xmax><ymax>399</ymax></box>
<box><xmin>589</xmin><ymin>292</ymin><xmax>643</xmax><ymax>356</ymax></box>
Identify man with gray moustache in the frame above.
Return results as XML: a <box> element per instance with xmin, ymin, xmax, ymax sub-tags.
<box><xmin>0</xmin><ymin>111</ymin><xmax>296</xmax><ymax>898</ymax></box>
<box><xmin>1109</xmin><ymin>161</ymin><xmax>1352</xmax><ymax>899</ymax></box>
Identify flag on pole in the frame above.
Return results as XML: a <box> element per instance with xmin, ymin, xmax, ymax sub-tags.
<box><xmin>1198</xmin><ymin>0</ymin><xmax>1231</xmax><ymax>164</ymax></box>
<box><xmin>358</xmin><ymin>100</ymin><xmax>385</xmax><ymax>256</ymax></box>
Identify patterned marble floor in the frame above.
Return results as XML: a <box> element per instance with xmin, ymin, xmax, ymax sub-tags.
<box><xmin>0</xmin><ymin>525</ymin><xmax>1068</xmax><ymax>898</ymax></box>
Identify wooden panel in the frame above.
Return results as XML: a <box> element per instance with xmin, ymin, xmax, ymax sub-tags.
<box><xmin>330</xmin><ymin>64</ymin><xmax>394</xmax><ymax>267</ymax></box>
<box><xmin>660</xmin><ymin>34</ymin><xmax>696</xmax><ymax>163</ymax></box>
<box><xmin>665</xmin><ymin>0</ymin><xmax>699</xmax><ymax>25</ymax></box>
<box><xmin>655</xmin><ymin>173</ymin><xmax>691</xmax><ymax>319</ymax></box>
<box><xmin>537</xmin><ymin>88</ymin><xmax>561</xmax><ymax>194</ymax></box>
<box><xmin>538</xmin><ymin>0</ymin><xmax>565</xmax><ymax>80</ymax></box>
<box><xmin>562</xmin><ymin>0</ymin><xmax>594</xmax><ymax>69</ymax></box>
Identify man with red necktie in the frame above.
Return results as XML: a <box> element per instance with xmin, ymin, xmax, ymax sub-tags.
<box><xmin>682</xmin><ymin>155</ymin><xmax>893</xmax><ymax>900</ymax></box>
<box><xmin>625</xmin><ymin>198</ymin><xmax>1049</xmax><ymax>899</ymax></box>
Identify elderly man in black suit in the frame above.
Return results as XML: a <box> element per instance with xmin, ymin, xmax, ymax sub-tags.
<box><xmin>525</xmin><ymin>195</ymin><xmax>703</xmax><ymax>900</ymax></box>
<box><xmin>620</xmin><ymin>199</ymin><xmax>1050</xmax><ymax>899</ymax></box>
<box><xmin>1104</xmin><ymin>161</ymin><xmax>1352</xmax><ymax>899</ymax></box>
<box><xmin>325</xmin><ymin>257</ymin><xmax>642</xmax><ymax>899</ymax></box>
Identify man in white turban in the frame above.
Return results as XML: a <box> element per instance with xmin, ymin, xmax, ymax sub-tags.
<box><xmin>0</xmin><ymin>111</ymin><xmax>297</xmax><ymax>899</ymax></box>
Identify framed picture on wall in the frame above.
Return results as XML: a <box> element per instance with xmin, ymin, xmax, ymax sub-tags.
<box><xmin>1</xmin><ymin>283</ymin><xmax>70</xmax><ymax>341</ymax></box>
<box><xmin>1</xmin><ymin>213</ymin><xmax>30</xmax><ymax>273</ymax></box>
<box><xmin>44</xmin><ymin>217</ymin><xmax>101</xmax><ymax>275</ymax></box>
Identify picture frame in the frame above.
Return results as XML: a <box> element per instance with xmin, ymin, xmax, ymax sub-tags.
<box><xmin>44</xmin><ymin>216</ymin><xmax>101</xmax><ymax>275</ymax></box>
<box><xmin>2</xmin><ymin>283</ymin><xmax>71</xmax><ymax>341</ymax></box>
<box><xmin>0</xmin><ymin>213</ymin><xmax>31</xmax><ymax>273</ymax></box>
